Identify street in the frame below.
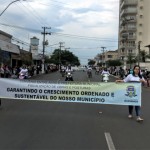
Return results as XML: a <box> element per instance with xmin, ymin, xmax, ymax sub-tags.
<box><xmin>0</xmin><ymin>70</ymin><xmax>150</xmax><ymax>150</ymax></box>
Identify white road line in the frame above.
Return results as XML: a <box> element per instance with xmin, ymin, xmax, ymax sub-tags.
<box><xmin>104</xmin><ymin>132</ymin><xmax>116</xmax><ymax>150</ymax></box>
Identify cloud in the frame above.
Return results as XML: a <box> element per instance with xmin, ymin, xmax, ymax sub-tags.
<box><xmin>0</xmin><ymin>0</ymin><xmax>119</xmax><ymax>65</ymax></box>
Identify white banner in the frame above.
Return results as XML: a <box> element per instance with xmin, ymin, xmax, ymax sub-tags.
<box><xmin>0</xmin><ymin>78</ymin><xmax>141</xmax><ymax>106</ymax></box>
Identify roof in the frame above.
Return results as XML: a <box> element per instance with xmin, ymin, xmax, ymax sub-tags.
<box><xmin>0</xmin><ymin>30</ymin><xmax>12</xmax><ymax>38</ymax></box>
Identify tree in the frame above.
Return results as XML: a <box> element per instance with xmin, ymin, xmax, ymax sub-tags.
<box><xmin>106</xmin><ymin>60</ymin><xmax>122</xmax><ymax>67</ymax></box>
<box><xmin>126</xmin><ymin>53</ymin><xmax>136</xmax><ymax>68</ymax></box>
<box><xmin>88</xmin><ymin>59</ymin><xmax>95</xmax><ymax>66</ymax></box>
<box><xmin>49</xmin><ymin>49</ymin><xmax>80</xmax><ymax>66</ymax></box>
<box><xmin>139</xmin><ymin>50</ymin><xmax>150</xmax><ymax>62</ymax></box>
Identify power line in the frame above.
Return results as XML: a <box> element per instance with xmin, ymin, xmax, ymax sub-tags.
<box><xmin>52</xmin><ymin>32</ymin><xmax>118</xmax><ymax>42</ymax></box>
<box><xmin>0</xmin><ymin>23</ymin><xmax>118</xmax><ymax>42</ymax></box>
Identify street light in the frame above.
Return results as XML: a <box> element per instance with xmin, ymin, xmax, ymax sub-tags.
<box><xmin>0</xmin><ymin>0</ymin><xmax>26</xmax><ymax>17</ymax></box>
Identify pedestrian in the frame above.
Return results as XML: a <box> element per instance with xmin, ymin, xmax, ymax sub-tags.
<box><xmin>119</xmin><ymin>67</ymin><xmax>125</xmax><ymax>79</ymax></box>
<box><xmin>116</xmin><ymin>65</ymin><xmax>146</xmax><ymax>122</ymax></box>
<box><xmin>5</xmin><ymin>65</ymin><xmax>11</xmax><ymax>78</ymax></box>
<box><xmin>0</xmin><ymin>64</ymin><xmax>5</xmax><ymax>78</ymax></box>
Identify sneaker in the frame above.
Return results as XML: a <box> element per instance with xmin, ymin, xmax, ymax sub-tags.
<box><xmin>136</xmin><ymin>117</ymin><xmax>144</xmax><ymax>122</ymax></box>
<box><xmin>128</xmin><ymin>115</ymin><xmax>133</xmax><ymax>119</ymax></box>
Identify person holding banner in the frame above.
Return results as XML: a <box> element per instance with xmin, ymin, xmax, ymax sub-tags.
<box><xmin>116</xmin><ymin>65</ymin><xmax>146</xmax><ymax>122</ymax></box>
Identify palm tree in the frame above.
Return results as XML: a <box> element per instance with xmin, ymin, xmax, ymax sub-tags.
<box><xmin>126</xmin><ymin>53</ymin><xmax>136</xmax><ymax>69</ymax></box>
<box><xmin>136</xmin><ymin>50</ymin><xmax>150</xmax><ymax>62</ymax></box>
<box><xmin>139</xmin><ymin>50</ymin><xmax>150</xmax><ymax>62</ymax></box>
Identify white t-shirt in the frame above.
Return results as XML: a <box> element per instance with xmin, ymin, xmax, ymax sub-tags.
<box><xmin>66</xmin><ymin>68</ymin><xmax>73</xmax><ymax>73</ymax></box>
<box><xmin>20</xmin><ymin>68</ymin><xmax>28</xmax><ymax>76</ymax></box>
<box><xmin>101</xmin><ymin>70</ymin><xmax>110</xmax><ymax>75</ymax></box>
<box><xmin>87</xmin><ymin>67</ymin><xmax>92</xmax><ymax>70</ymax></box>
<box><xmin>123</xmin><ymin>74</ymin><xmax>144</xmax><ymax>82</ymax></box>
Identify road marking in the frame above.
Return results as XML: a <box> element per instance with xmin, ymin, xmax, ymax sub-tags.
<box><xmin>104</xmin><ymin>132</ymin><xmax>116</xmax><ymax>150</ymax></box>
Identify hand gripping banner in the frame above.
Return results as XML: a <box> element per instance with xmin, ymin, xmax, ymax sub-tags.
<box><xmin>0</xmin><ymin>78</ymin><xmax>141</xmax><ymax>106</ymax></box>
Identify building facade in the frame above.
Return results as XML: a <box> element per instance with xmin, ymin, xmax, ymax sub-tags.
<box><xmin>0</xmin><ymin>30</ymin><xmax>20</xmax><ymax>67</ymax></box>
<box><xmin>0</xmin><ymin>30</ymin><xmax>33</xmax><ymax>68</ymax></box>
<box><xmin>95</xmin><ymin>50</ymin><xmax>118</xmax><ymax>66</ymax></box>
<box><xmin>118</xmin><ymin>0</ymin><xmax>150</xmax><ymax>69</ymax></box>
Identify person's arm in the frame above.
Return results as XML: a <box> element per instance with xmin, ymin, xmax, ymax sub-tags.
<box><xmin>116</xmin><ymin>74</ymin><xmax>130</xmax><ymax>83</ymax></box>
<box><xmin>116</xmin><ymin>79</ymin><xmax>124</xmax><ymax>83</ymax></box>
<box><xmin>107</xmin><ymin>71</ymin><xmax>110</xmax><ymax>75</ymax></box>
<box><xmin>101</xmin><ymin>70</ymin><xmax>104</xmax><ymax>75</ymax></box>
<box><xmin>140</xmin><ymin>77</ymin><xmax>147</xmax><ymax>85</ymax></box>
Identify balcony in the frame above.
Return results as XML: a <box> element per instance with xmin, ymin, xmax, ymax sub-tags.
<box><xmin>120</xmin><ymin>27</ymin><xmax>127</xmax><ymax>33</ymax></box>
<box><xmin>119</xmin><ymin>45</ymin><xmax>125</xmax><ymax>49</ymax></box>
<box><xmin>121</xmin><ymin>0</ymin><xmax>137</xmax><ymax>9</ymax></box>
<box><xmin>120</xmin><ymin>18</ymin><xmax>136</xmax><ymax>26</ymax></box>
<box><xmin>127</xmin><ymin>0</ymin><xmax>137</xmax><ymax>5</ymax></box>
<box><xmin>125</xmin><ymin>8</ymin><xmax>137</xmax><ymax>14</ymax></box>
<box><xmin>119</xmin><ymin>44</ymin><xmax>136</xmax><ymax>50</ymax></box>
<box><xmin>128</xmin><ymin>35</ymin><xmax>136</xmax><ymax>40</ymax></box>
<box><xmin>127</xmin><ymin>26</ymin><xmax>136</xmax><ymax>31</ymax></box>
<box><xmin>120</xmin><ymin>8</ymin><xmax>137</xmax><ymax>17</ymax></box>
<box><xmin>120</xmin><ymin>1</ymin><xmax>125</xmax><ymax>9</ymax></box>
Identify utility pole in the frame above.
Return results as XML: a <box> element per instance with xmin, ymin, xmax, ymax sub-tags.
<box><xmin>101</xmin><ymin>47</ymin><xmax>106</xmax><ymax>67</ymax></box>
<box><xmin>59</xmin><ymin>42</ymin><xmax>64</xmax><ymax>70</ymax></box>
<box><xmin>138</xmin><ymin>41</ymin><xmax>141</xmax><ymax>66</ymax></box>
<box><xmin>41</xmin><ymin>27</ymin><xmax>51</xmax><ymax>73</ymax></box>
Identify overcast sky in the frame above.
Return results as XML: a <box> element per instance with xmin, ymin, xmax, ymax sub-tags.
<box><xmin>0</xmin><ymin>0</ymin><xmax>119</xmax><ymax>65</ymax></box>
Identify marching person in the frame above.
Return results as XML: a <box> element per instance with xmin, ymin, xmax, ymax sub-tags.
<box><xmin>116</xmin><ymin>65</ymin><xmax>146</xmax><ymax>122</ymax></box>
<box><xmin>101</xmin><ymin>68</ymin><xmax>110</xmax><ymax>82</ymax></box>
<box><xmin>19</xmin><ymin>65</ymin><xmax>28</xmax><ymax>79</ymax></box>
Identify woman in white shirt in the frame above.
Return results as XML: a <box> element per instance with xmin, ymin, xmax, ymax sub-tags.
<box><xmin>116</xmin><ymin>65</ymin><xmax>146</xmax><ymax>122</ymax></box>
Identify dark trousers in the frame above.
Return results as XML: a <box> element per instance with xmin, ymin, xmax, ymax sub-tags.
<box><xmin>128</xmin><ymin>105</ymin><xmax>140</xmax><ymax>116</ymax></box>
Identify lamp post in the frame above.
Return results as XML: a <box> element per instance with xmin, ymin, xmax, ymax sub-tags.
<box><xmin>0</xmin><ymin>0</ymin><xmax>26</xmax><ymax>17</ymax></box>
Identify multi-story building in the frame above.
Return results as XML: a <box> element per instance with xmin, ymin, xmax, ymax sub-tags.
<box><xmin>118</xmin><ymin>0</ymin><xmax>150</xmax><ymax>69</ymax></box>
<box><xmin>95</xmin><ymin>50</ymin><xmax>118</xmax><ymax>66</ymax></box>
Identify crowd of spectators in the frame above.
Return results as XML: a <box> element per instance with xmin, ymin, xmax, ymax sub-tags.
<box><xmin>0</xmin><ymin>63</ymin><xmax>58</xmax><ymax>78</ymax></box>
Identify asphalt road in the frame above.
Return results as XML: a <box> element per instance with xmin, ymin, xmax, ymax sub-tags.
<box><xmin>0</xmin><ymin>70</ymin><xmax>150</xmax><ymax>150</ymax></box>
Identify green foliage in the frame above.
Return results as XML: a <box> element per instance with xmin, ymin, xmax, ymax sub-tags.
<box><xmin>88</xmin><ymin>59</ymin><xmax>95</xmax><ymax>66</ymax></box>
<box><xmin>106</xmin><ymin>60</ymin><xmax>122</xmax><ymax>67</ymax></box>
<box><xmin>49</xmin><ymin>49</ymin><xmax>80</xmax><ymax>66</ymax></box>
<box><xmin>139</xmin><ymin>50</ymin><xmax>150</xmax><ymax>62</ymax></box>
<box><xmin>126</xmin><ymin>53</ymin><xmax>136</xmax><ymax>69</ymax></box>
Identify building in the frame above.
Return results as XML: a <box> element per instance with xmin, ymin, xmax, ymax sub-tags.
<box><xmin>95</xmin><ymin>50</ymin><xmax>118</xmax><ymax>66</ymax></box>
<box><xmin>0</xmin><ymin>30</ymin><xmax>20</xmax><ymax>67</ymax></box>
<box><xmin>118</xmin><ymin>0</ymin><xmax>150</xmax><ymax>69</ymax></box>
<box><xmin>0</xmin><ymin>30</ymin><xmax>32</xmax><ymax>68</ymax></box>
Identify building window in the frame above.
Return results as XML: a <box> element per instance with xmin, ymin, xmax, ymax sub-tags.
<box><xmin>128</xmin><ymin>50</ymin><xmax>132</xmax><ymax>53</ymax></box>
<box><xmin>139</xmin><ymin>15</ymin><xmax>143</xmax><ymax>18</ymax></box>
<box><xmin>140</xmin><ymin>6</ymin><xmax>143</xmax><ymax>9</ymax></box>
<box><xmin>107</xmin><ymin>55</ymin><xmax>112</xmax><ymax>58</ymax></box>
